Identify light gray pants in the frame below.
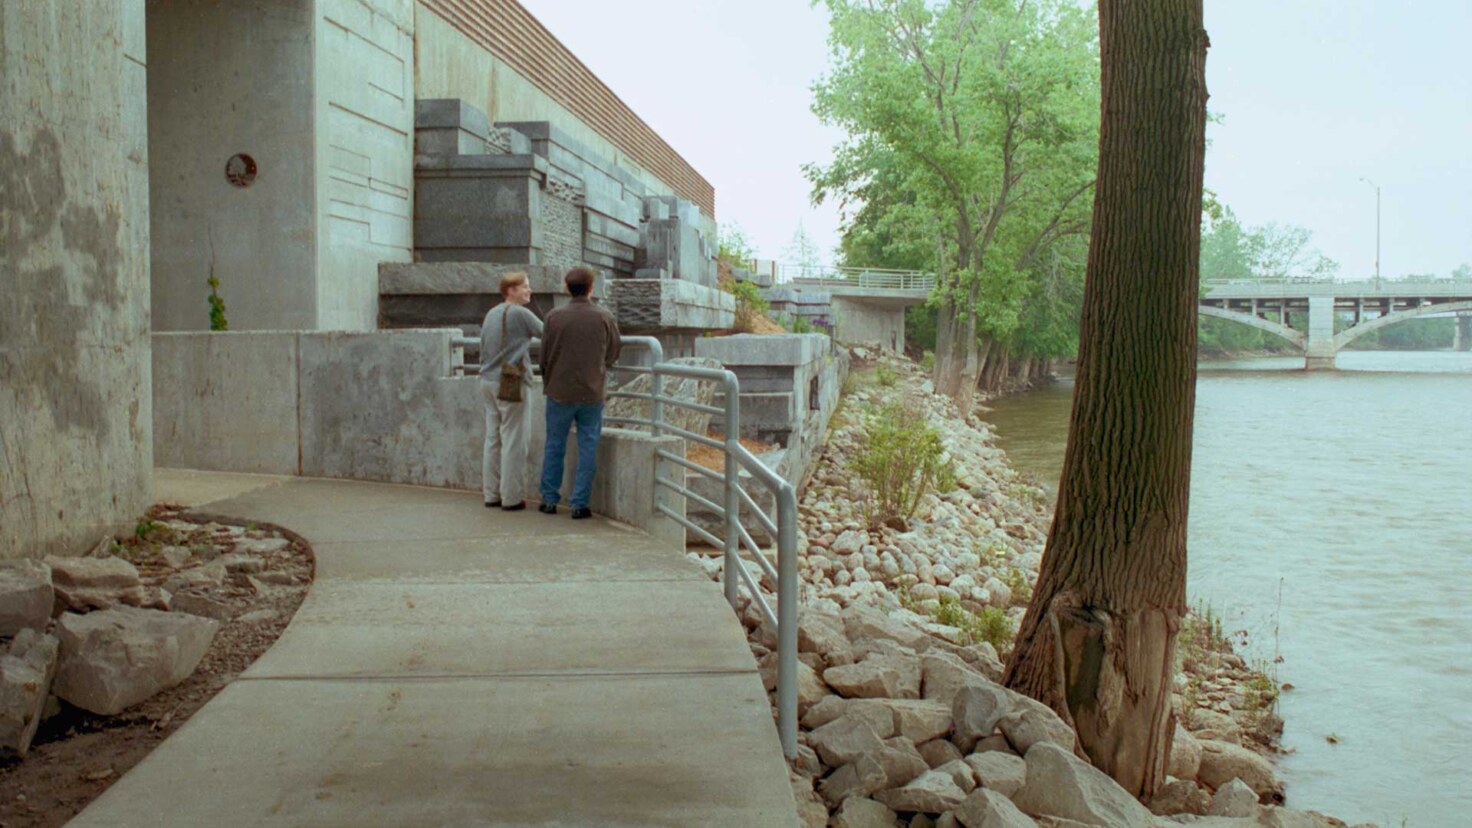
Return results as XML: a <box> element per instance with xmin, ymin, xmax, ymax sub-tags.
<box><xmin>481</xmin><ymin>378</ymin><xmax>529</xmax><ymax>504</ymax></box>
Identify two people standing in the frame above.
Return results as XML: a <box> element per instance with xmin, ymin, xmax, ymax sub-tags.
<box><xmin>479</xmin><ymin>267</ymin><xmax>621</xmax><ymax>519</ymax></box>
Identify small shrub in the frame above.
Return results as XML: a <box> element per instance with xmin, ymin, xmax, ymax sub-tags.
<box><xmin>723</xmin><ymin>279</ymin><xmax>770</xmax><ymax>333</ymax></box>
<box><xmin>1000</xmin><ymin>566</ymin><xmax>1033</xmax><ymax>605</ymax></box>
<box><xmin>849</xmin><ymin>402</ymin><xmax>956</xmax><ymax>528</ymax></box>
<box><xmin>789</xmin><ymin>314</ymin><xmax>814</xmax><ymax>334</ymax></box>
<box><xmin>875</xmin><ymin>363</ymin><xmax>898</xmax><ymax>387</ymax></box>
<box><xmin>207</xmin><ymin>272</ymin><xmax>229</xmax><ymax>331</ymax></box>
<box><xmin>931</xmin><ymin>596</ymin><xmax>1015</xmax><ymax>655</ymax></box>
<box><xmin>919</xmin><ymin>351</ymin><xmax>936</xmax><ymax>373</ymax></box>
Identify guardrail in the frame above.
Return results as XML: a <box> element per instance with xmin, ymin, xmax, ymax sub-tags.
<box><xmin>601</xmin><ymin>337</ymin><xmax>799</xmax><ymax>758</ymax></box>
<box><xmin>782</xmin><ymin>264</ymin><xmax>937</xmax><ymax>291</ymax></box>
<box><xmin>457</xmin><ymin>333</ymin><xmax>799</xmax><ymax>757</ymax></box>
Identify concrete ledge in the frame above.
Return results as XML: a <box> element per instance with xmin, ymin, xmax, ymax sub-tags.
<box><xmin>695</xmin><ymin>333</ymin><xmax>829</xmax><ymax>366</ymax></box>
<box><xmin>608</xmin><ymin>278</ymin><xmax>734</xmax><ymax>332</ymax></box>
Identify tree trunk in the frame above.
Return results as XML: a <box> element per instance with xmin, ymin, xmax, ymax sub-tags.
<box><xmin>935</xmin><ymin>302</ymin><xmax>982</xmax><ymax>411</ymax></box>
<box><xmin>1002</xmin><ymin>0</ymin><xmax>1208</xmax><ymax>803</ymax></box>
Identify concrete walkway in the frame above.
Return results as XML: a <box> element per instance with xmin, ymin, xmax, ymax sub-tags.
<box><xmin>69</xmin><ymin>470</ymin><xmax>797</xmax><ymax>827</ymax></box>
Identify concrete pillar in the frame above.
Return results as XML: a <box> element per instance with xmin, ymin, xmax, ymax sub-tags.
<box><xmin>1305</xmin><ymin>296</ymin><xmax>1337</xmax><ymax>370</ymax></box>
<box><xmin>1</xmin><ymin>1</ymin><xmax>153</xmax><ymax>558</ymax></box>
<box><xmin>1455</xmin><ymin>315</ymin><xmax>1472</xmax><ymax>352</ymax></box>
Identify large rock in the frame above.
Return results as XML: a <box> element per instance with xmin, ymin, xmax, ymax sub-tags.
<box><xmin>604</xmin><ymin>356</ymin><xmax>723</xmax><ymax>436</ymax></box>
<box><xmin>53</xmin><ymin>607</ymin><xmax>219</xmax><ymax>715</ymax></box>
<box><xmin>1149</xmin><ymin>777</ymin><xmax>1209</xmax><ymax>816</ymax></box>
<box><xmin>821</xmin><ymin>754</ymin><xmax>889</xmax><ymax>806</ymax></box>
<box><xmin>808</xmin><ymin>714</ymin><xmax>887</xmax><ymax>767</ymax></box>
<box><xmin>952</xmin><ymin>682</ymin><xmax>1010</xmax><ymax>751</ymax></box>
<box><xmin>920</xmin><ymin>737</ymin><xmax>963</xmax><ymax>768</ymax></box>
<box><xmin>0</xmin><ymin>629</ymin><xmax>60</xmax><ymax>757</ymax></box>
<box><xmin>1209</xmin><ymin>778</ymin><xmax>1259</xmax><ymax>818</ymax></box>
<box><xmin>881</xmin><ymin>698</ymin><xmax>954</xmax><ymax>744</ymax></box>
<box><xmin>843</xmin><ymin>604</ymin><xmax>928</xmax><ymax>649</ymax></box>
<box><xmin>1011</xmin><ymin>742</ymin><xmax>1154</xmax><ymax>828</ymax></box>
<box><xmin>997</xmin><ymin>695</ymin><xmax>1076</xmax><ymax>755</ymax></box>
<box><xmin>797</xmin><ymin>661</ymin><xmax>830</xmax><ymax>715</ymax></box>
<box><xmin>876</xmin><ymin>739</ymin><xmax>931</xmax><ymax>788</ymax></box>
<box><xmin>1197</xmin><ymin>739</ymin><xmax>1278</xmax><ymax>799</ymax></box>
<box><xmin>825</xmin><ymin>652</ymin><xmax>921</xmax><ymax>700</ymax></box>
<box><xmin>921</xmin><ymin>650</ymin><xmax>989</xmax><ymax>707</ymax></box>
<box><xmin>955</xmin><ymin>788</ymin><xmax>1039</xmax><ymax>828</ymax></box>
<box><xmin>0</xmin><ymin>559</ymin><xmax>54</xmax><ymax>636</ymax></box>
<box><xmin>963</xmin><ymin>751</ymin><xmax>1026</xmax><ymax>798</ymax></box>
<box><xmin>873</xmin><ymin>768</ymin><xmax>969</xmax><ymax>815</ymax></box>
<box><xmin>799</xmin><ymin>609</ymin><xmax>853</xmax><ymax>663</ymax></box>
<box><xmin>45</xmin><ymin>556</ymin><xmax>144</xmax><ymax>613</ymax></box>
<box><xmin>1187</xmin><ymin>708</ymin><xmax>1243</xmax><ymax>742</ymax></box>
<box><xmin>833</xmin><ymin>796</ymin><xmax>900</xmax><ymax>828</ymax></box>
<box><xmin>1169</xmin><ymin>723</ymin><xmax>1203</xmax><ymax>780</ymax></box>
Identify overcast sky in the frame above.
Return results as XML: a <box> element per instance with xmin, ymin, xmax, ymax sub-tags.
<box><xmin>521</xmin><ymin>0</ymin><xmax>1472</xmax><ymax>280</ymax></box>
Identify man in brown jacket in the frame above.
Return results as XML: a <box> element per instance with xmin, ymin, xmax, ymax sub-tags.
<box><xmin>537</xmin><ymin>267</ymin><xmax>621</xmax><ymax>519</ymax></box>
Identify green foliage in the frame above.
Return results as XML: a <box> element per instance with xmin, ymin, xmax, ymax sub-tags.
<box><xmin>875</xmin><ymin>363</ymin><xmax>898</xmax><ymax>387</ymax></box>
<box><xmin>134</xmin><ymin>518</ymin><xmax>161</xmax><ymax>539</ymax></box>
<box><xmin>1000</xmin><ymin>566</ymin><xmax>1033</xmax><ymax>606</ymax></box>
<box><xmin>783</xmin><ymin>313</ymin><xmax>815</xmax><ymax>334</ymax></box>
<box><xmin>207</xmin><ymin>273</ymin><xmax>229</xmax><ymax>331</ymax></box>
<box><xmin>849</xmin><ymin>401</ymin><xmax>956</xmax><ymax>528</ymax></box>
<box><xmin>809</xmin><ymin>0</ymin><xmax>1100</xmax><ymax>373</ymax></box>
<box><xmin>1345</xmin><ymin>317</ymin><xmax>1454</xmax><ymax>350</ymax></box>
<box><xmin>722</xmin><ymin>279</ymin><xmax>770</xmax><ymax>333</ymax></box>
<box><xmin>918</xmin><ymin>351</ymin><xmax>935</xmax><ymax>374</ymax></box>
<box><xmin>717</xmin><ymin>222</ymin><xmax>756</xmax><ymax>266</ymax></box>
<box><xmin>933</xmin><ymin>596</ymin><xmax>1015</xmax><ymax>655</ymax></box>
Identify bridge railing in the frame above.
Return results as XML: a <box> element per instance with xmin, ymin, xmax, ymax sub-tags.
<box><xmin>780</xmin><ymin>264</ymin><xmax>937</xmax><ymax>291</ymax></box>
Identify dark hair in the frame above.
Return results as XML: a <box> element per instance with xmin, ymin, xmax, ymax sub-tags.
<box><xmin>564</xmin><ymin>267</ymin><xmax>596</xmax><ymax>297</ymax></box>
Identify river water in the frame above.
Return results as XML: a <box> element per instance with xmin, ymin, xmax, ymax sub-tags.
<box><xmin>982</xmin><ymin>351</ymin><xmax>1472</xmax><ymax>827</ymax></box>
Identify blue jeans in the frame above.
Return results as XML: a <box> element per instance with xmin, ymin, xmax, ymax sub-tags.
<box><xmin>540</xmin><ymin>399</ymin><xmax>604</xmax><ymax>509</ymax></box>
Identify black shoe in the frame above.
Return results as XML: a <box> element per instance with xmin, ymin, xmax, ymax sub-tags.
<box><xmin>570</xmin><ymin>507</ymin><xmax>593</xmax><ymax>520</ymax></box>
<box><xmin>485</xmin><ymin>501</ymin><xmax>501</xmax><ymax>509</ymax></box>
<box><xmin>501</xmin><ymin>501</ymin><xmax>526</xmax><ymax>512</ymax></box>
<box><xmin>538</xmin><ymin>503</ymin><xmax>558</xmax><ymax>515</ymax></box>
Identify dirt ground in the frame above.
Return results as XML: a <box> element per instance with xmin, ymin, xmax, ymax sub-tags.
<box><xmin>0</xmin><ymin>505</ymin><xmax>314</xmax><ymax>828</ymax></box>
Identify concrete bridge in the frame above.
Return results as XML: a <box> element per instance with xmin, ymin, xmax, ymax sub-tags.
<box><xmin>1200</xmin><ymin>280</ymin><xmax>1472</xmax><ymax>369</ymax></box>
<box><xmin>750</xmin><ymin>265</ymin><xmax>935</xmax><ymax>352</ymax></box>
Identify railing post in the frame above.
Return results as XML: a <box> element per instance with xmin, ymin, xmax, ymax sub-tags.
<box><xmin>776</xmin><ymin>485</ymin><xmax>798</xmax><ymax>759</ymax></box>
<box><xmin>722</xmin><ymin>372</ymin><xmax>741</xmax><ymax>611</ymax></box>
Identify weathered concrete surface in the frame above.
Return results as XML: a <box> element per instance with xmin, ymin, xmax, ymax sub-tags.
<box><xmin>68</xmin><ymin>471</ymin><xmax>796</xmax><ymax>826</ymax></box>
<box><xmin>1</xmin><ymin>0</ymin><xmax>153</xmax><ymax>559</ymax></box>
<box><xmin>833</xmin><ymin>295</ymin><xmax>906</xmax><ymax>353</ymax></box>
<box><xmin>147</xmin><ymin>0</ymin><xmax>319</xmax><ymax>332</ymax></box>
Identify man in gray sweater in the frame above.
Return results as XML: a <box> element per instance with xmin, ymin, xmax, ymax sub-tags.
<box><xmin>537</xmin><ymin>267</ymin><xmax>621</xmax><ymax>519</ymax></box>
<box><xmin>479</xmin><ymin>272</ymin><xmax>543</xmax><ymax>510</ymax></box>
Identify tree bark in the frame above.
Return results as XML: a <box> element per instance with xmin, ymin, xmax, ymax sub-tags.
<box><xmin>1002</xmin><ymin>0</ymin><xmax>1207</xmax><ymax>802</ymax></box>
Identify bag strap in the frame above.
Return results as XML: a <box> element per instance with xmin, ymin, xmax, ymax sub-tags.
<box><xmin>499</xmin><ymin>303</ymin><xmax>511</xmax><ymax>355</ymax></box>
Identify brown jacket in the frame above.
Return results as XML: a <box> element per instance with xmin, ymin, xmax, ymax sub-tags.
<box><xmin>538</xmin><ymin>297</ymin><xmax>622</xmax><ymax>404</ymax></box>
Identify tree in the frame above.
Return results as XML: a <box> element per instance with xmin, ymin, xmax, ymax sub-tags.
<box><xmin>1003</xmin><ymin>0</ymin><xmax>1208</xmax><ymax>802</ymax></box>
<box><xmin>809</xmin><ymin>0</ymin><xmax>1099</xmax><ymax>411</ymax></box>
<box><xmin>783</xmin><ymin>222</ymin><xmax>824</xmax><ymax>278</ymax></box>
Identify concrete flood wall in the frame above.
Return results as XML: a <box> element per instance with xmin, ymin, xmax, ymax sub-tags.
<box><xmin>2</xmin><ymin>1</ymin><xmax>154</xmax><ymax>559</ymax></box>
<box><xmin>152</xmin><ymin>331</ymin><xmax>683</xmax><ymax>550</ymax></box>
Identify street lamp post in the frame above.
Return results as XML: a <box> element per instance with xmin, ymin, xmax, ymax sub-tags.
<box><xmin>1359</xmin><ymin>177</ymin><xmax>1381</xmax><ymax>289</ymax></box>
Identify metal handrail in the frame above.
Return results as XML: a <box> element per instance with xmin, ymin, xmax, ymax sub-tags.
<box><xmin>604</xmin><ymin>339</ymin><xmax>800</xmax><ymax>760</ymax></box>
<box><xmin>454</xmin><ymin>330</ymin><xmax>797</xmax><ymax>756</ymax></box>
<box><xmin>781</xmin><ymin>264</ymin><xmax>937</xmax><ymax>291</ymax></box>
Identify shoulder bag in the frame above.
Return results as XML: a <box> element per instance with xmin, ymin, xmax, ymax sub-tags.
<box><xmin>496</xmin><ymin>304</ymin><xmax>525</xmax><ymax>403</ymax></box>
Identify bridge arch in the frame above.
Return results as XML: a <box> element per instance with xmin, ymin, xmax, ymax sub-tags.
<box><xmin>1197</xmin><ymin>305</ymin><xmax>1306</xmax><ymax>349</ymax></box>
<box><xmin>1333</xmin><ymin>300</ymin><xmax>1472</xmax><ymax>350</ymax></box>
